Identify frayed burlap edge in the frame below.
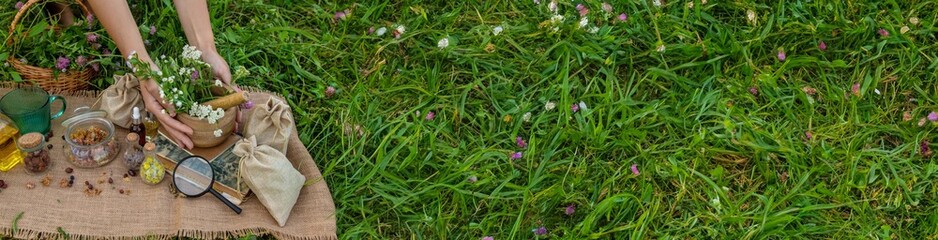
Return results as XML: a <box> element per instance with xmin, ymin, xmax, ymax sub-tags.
<box><xmin>1</xmin><ymin>226</ymin><xmax>337</xmax><ymax>240</ymax></box>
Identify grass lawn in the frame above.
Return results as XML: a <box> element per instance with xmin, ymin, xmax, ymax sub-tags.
<box><xmin>3</xmin><ymin>0</ymin><xmax>938</xmax><ymax>239</ymax></box>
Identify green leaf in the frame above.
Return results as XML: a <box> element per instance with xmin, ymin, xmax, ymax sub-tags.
<box><xmin>57</xmin><ymin>227</ymin><xmax>70</xmax><ymax>239</ymax></box>
<box><xmin>11</xmin><ymin>212</ymin><xmax>23</xmax><ymax>235</ymax></box>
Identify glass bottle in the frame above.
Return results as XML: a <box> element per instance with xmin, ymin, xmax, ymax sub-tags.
<box><xmin>123</xmin><ymin>132</ymin><xmax>144</xmax><ymax>171</ymax></box>
<box><xmin>0</xmin><ymin>118</ymin><xmax>22</xmax><ymax>171</ymax></box>
<box><xmin>17</xmin><ymin>132</ymin><xmax>50</xmax><ymax>174</ymax></box>
<box><xmin>140</xmin><ymin>142</ymin><xmax>165</xmax><ymax>185</ymax></box>
<box><xmin>143</xmin><ymin>112</ymin><xmax>160</xmax><ymax>141</ymax></box>
<box><xmin>129</xmin><ymin>107</ymin><xmax>146</xmax><ymax>146</ymax></box>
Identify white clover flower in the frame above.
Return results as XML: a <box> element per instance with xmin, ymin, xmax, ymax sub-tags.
<box><xmin>910</xmin><ymin>17</ymin><xmax>920</xmax><ymax>25</ymax></box>
<box><xmin>522</xmin><ymin>112</ymin><xmax>532</xmax><ymax>122</ymax></box>
<box><xmin>550</xmin><ymin>14</ymin><xmax>564</xmax><ymax>24</ymax></box>
<box><xmin>493</xmin><ymin>26</ymin><xmax>503</xmax><ymax>36</ymax></box>
<box><xmin>578</xmin><ymin>101</ymin><xmax>588</xmax><ymax>111</ymax></box>
<box><xmin>395</xmin><ymin>25</ymin><xmax>406</xmax><ymax>35</ymax></box>
<box><xmin>176</xmin><ymin>101</ymin><xmax>182</xmax><ymax>107</ymax></box>
<box><xmin>437</xmin><ymin>37</ymin><xmax>450</xmax><ymax>49</ymax></box>
<box><xmin>214</xmin><ymin>79</ymin><xmax>223</xmax><ymax>87</ymax></box>
<box><xmin>579</xmin><ymin>17</ymin><xmax>589</xmax><ymax>29</ymax></box>
<box><xmin>156</xmin><ymin>71</ymin><xmax>162</xmax><ymax>76</ymax></box>
<box><xmin>375</xmin><ymin>27</ymin><xmax>387</xmax><ymax>36</ymax></box>
<box><xmin>746</xmin><ymin>10</ymin><xmax>757</xmax><ymax>25</ymax></box>
<box><xmin>213</xmin><ymin>129</ymin><xmax>223</xmax><ymax>137</ymax></box>
<box><xmin>545</xmin><ymin>101</ymin><xmax>556</xmax><ymax>111</ymax></box>
<box><xmin>900</xmin><ymin>26</ymin><xmax>910</xmax><ymax>34</ymax></box>
<box><xmin>653</xmin><ymin>0</ymin><xmax>662</xmax><ymax>7</ymax></box>
<box><xmin>548</xmin><ymin>0</ymin><xmax>557</xmax><ymax>12</ymax></box>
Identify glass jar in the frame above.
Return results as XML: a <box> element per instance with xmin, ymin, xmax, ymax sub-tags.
<box><xmin>62</xmin><ymin>108</ymin><xmax>121</xmax><ymax>168</ymax></box>
<box><xmin>17</xmin><ymin>132</ymin><xmax>50</xmax><ymax>174</ymax></box>
<box><xmin>123</xmin><ymin>132</ymin><xmax>144</xmax><ymax>171</ymax></box>
<box><xmin>140</xmin><ymin>142</ymin><xmax>165</xmax><ymax>185</ymax></box>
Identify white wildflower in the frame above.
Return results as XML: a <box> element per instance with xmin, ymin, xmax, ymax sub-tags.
<box><xmin>395</xmin><ymin>25</ymin><xmax>406</xmax><ymax>35</ymax></box>
<box><xmin>909</xmin><ymin>17</ymin><xmax>920</xmax><ymax>25</ymax></box>
<box><xmin>746</xmin><ymin>10</ymin><xmax>757</xmax><ymax>25</ymax></box>
<box><xmin>213</xmin><ymin>129</ymin><xmax>223</xmax><ymax>137</ymax></box>
<box><xmin>656</xmin><ymin>44</ymin><xmax>666</xmax><ymax>52</ymax></box>
<box><xmin>181</xmin><ymin>45</ymin><xmax>202</xmax><ymax>60</ymax></box>
<box><xmin>545</xmin><ymin>101</ymin><xmax>556</xmax><ymax>111</ymax></box>
<box><xmin>710</xmin><ymin>197</ymin><xmax>721</xmax><ymax>210</ymax></box>
<box><xmin>522</xmin><ymin>112</ymin><xmax>532</xmax><ymax>122</ymax></box>
<box><xmin>175</xmin><ymin>101</ymin><xmax>182</xmax><ymax>108</ymax></box>
<box><xmin>548</xmin><ymin>0</ymin><xmax>557</xmax><ymax>12</ymax></box>
<box><xmin>437</xmin><ymin>37</ymin><xmax>450</xmax><ymax>49</ymax></box>
<box><xmin>687</xmin><ymin>2</ymin><xmax>694</xmax><ymax>8</ymax></box>
<box><xmin>214</xmin><ymin>79</ymin><xmax>223</xmax><ymax>87</ymax></box>
<box><xmin>160</xmin><ymin>55</ymin><xmax>166</xmax><ymax>59</ymax></box>
<box><xmin>375</xmin><ymin>27</ymin><xmax>387</xmax><ymax>36</ymax></box>
<box><xmin>900</xmin><ymin>26</ymin><xmax>910</xmax><ymax>34</ymax></box>
<box><xmin>156</xmin><ymin>71</ymin><xmax>162</xmax><ymax>76</ymax></box>
<box><xmin>128</xmin><ymin>51</ymin><xmax>136</xmax><ymax>59</ymax></box>
<box><xmin>577</xmin><ymin>101</ymin><xmax>588</xmax><ymax>111</ymax></box>
<box><xmin>492</xmin><ymin>26</ymin><xmax>503</xmax><ymax>36</ymax></box>
<box><xmin>653</xmin><ymin>0</ymin><xmax>662</xmax><ymax>7</ymax></box>
<box><xmin>589</xmin><ymin>26</ymin><xmax>599</xmax><ymax>34</ymax></box>
<box><xmin>874</xmin><ymin>89</ymin><xmax>881</xmax><ymax>95</ymax></box>
<box><xmin>579</xmin><ymin>17</ymin><xmax>589</xmax><ymax>29</ymax></box>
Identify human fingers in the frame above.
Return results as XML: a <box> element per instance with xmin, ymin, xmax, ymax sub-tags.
<box><xmin>141</xmin><ymin>79</ymin><xmax>177</xmax><ymax>117</ymax></box>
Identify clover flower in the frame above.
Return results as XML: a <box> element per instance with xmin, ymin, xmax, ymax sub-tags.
<box><xmin>75</xmin><ymin>56</ymin><xmax>88</xmax><ymax>67</ymax></box>
<box><xmin>631</xmin><ymin>164</ymin><xmax>640</xmax><ymax>175</ymax></box>
<box><xmin>516</xmin><ymin>136</ymin><xmax>527</xmax><ymax>148</ymax></box>
<box><xmin>149</xmin><ymin>26</ymin><xmax>156</xmax><ymax>35</ymax></box>
<box><xmin>878</xmin><ymin>28</ymin><xmax>889</xmax><ymax>37</ymax></box>
<box><xmin>777</xmin><ymin>49</ymin><xmax>786</xmax><ymax>61</ymax></box>
<box><xmin>213</xmin><ymin>129</ymin><xmax>223</xmax><ymax>137</ymax></box>
<box><xmin>14</xmin><ymin>2</ymin><xmax>23</xmax><ymax>10</ymax></box>
<box><xmin>56</xmin><ymin>57</ymin><xmax>70</xmax><ymax>72</ymax></box>
<box><xmin>545</xmin><ymin>101</ymin><xmax>556</xmax><ymax>111</ymax></box>
<box><xmin>565</xmin><ymin>204</ymin><xmax>576</xmax><ymax>216</ymax></box>
<box><xmin>602</xmin><ymin>2</ymin><xmax>613</xmax><ymax>13</ymax></box>
<box><xmin>438</xmin><ymin>37</ymin><xmax>450</xmax><ymax>49</ymax></box>
<box><xmin>492</xmin><ymin>26</ymin><xmax>503</xmax><ymax>36</ymax></box>
<box><xmin>425</xmin><ymin>111</ymin><xmax>435</xmax><ymax>121</ymax></box>
<box><xmin>618</xmin><ymin>13</ymin><xmax>628</xmax><ymax>22</ymax></box>
<box><xmin>510</xmin><ymin>152</ymin><xmax>522</xmax><ymax>160</ymax></box>
<box><xmin>86</xmin><ymin>33</ymin><xmax>98</xmax><ymax>43</ymax></box>
<box><xmin>818</xmin><ymin>41</ymin><xmax>827</xmax><ymax>51</ymax></box>
<box><xmin>325</xmin><ymin>86</ymin><xmax>336</xmax><ymax>98</ymax></box>
<box><xmin>532</xmin><ymin>226</ymin><xmax>547</xmax><ymax>236</ymax></box>
<box><xmin>375</xmin><ymin>27</ymin><xmax>387</xmax><ymax>36</ymax></box>
<box><xmin>929</xmin><ymin>112</ymin><xmax>938</xmax><ymax>122</ymax></box>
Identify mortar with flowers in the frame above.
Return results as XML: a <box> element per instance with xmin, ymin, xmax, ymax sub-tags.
<box><xmin>129</xmin><ymin>45</ymin><xmax>249</xmax><ymax>148</ymax></box>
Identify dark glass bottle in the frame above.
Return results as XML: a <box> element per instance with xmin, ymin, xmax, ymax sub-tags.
<box><xmin>130</xmin><ymin>107</ymin><xmax>146</xmax><ymax>146</ymax></box>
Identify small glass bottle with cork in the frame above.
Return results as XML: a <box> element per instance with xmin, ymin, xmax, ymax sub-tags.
<box><xmin>140</xmin><ymin>142</ymin><xmax>165</xmax><ymax>185</ymax></box>
<box><xmin>129</xmin><ymin>107</ymin><xmax>146</xmax><ymax>146</ymax></box>
<box><xmin>123</xmin><ymin>132</ymin><xmax>145</xmax><ymax>171</ymax></box>
<box><xmin>17</xmin><ymin>132</ymin><xmax>50</xmax><ymax>174</ymax></box>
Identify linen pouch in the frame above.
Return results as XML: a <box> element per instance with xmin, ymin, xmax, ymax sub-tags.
<box><xmin>242</xmin><ymin>96</ymin><xmax>294</xmax><ymax>154</ymax></box>
<box><xmin>95</xmin><ymin>74</ymin><xmax>144</xmax><ymax>128</ymax></box>
<box><xmin>234</xmin><ymin>136</ymin><xmax>305</xmax><ymax>227</ymax></box>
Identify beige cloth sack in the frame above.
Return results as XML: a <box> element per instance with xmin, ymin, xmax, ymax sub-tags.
<box><xmin>235</xmin><ymin>136</ymin><xmax>305</xmax><ymax>227</ymax></box>
<box><xmin>243</xmin><ymin>96</ymin><xmax>294</xmax><ymax>154</ymax></box>
<box><xmin>96</xmin><ymin>74</ymin><xmax>144</xmax><ymax>128</ymax></box>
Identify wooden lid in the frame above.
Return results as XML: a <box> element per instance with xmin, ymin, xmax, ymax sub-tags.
<box><xmin>126</xmin><ymin>132</ymin><xmax>139</xmax><ymax>142</ymax></box>
<box><xmin>18</xmin><ymin>132</ymin><xmax>44</xmax><ymax>149</ymax></box>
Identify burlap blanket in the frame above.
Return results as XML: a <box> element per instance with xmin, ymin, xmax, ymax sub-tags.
<box><xmin>0</xmin><ymin>88</ymin><xmax>336</xmax><ymax>240</ymax></box>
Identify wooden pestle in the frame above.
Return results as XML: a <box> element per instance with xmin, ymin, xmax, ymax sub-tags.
<box><xmin>203</xmin><ymin>91</ymin><xmax>248</xmax><ymax>110</ymax></box>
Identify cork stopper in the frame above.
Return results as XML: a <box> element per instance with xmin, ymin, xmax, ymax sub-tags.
<box><xmin>143</xmin><ymin>142</ymin><xmax>156</xmax><ymax>151</ymax></box>
<box><xmin>18</xmin><ymin>132</ymin><xmax>44</xmax><ymax>149</ymax></box>
<box><xmin>126</xmin><ymin>132</ymin><xmax>139</xmax><ymax>142</ymax></box>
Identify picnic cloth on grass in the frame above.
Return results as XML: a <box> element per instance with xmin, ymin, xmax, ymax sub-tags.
<box><xmin>0</xmin><ymin>87</ymin><xmax>336</xmax><ymax>240</ymax></box>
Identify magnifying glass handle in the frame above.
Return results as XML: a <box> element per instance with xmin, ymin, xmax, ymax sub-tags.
<box><xmin>209</xmin><ymin>188</ymin><xmax>242</xmax><ymax>214</ymax></box>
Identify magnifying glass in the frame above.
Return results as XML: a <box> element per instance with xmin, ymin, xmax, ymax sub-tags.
<box><xmin>172</xmin><ymin>156</ymin><xmax>242</xmax><ymax>214</ymax></box>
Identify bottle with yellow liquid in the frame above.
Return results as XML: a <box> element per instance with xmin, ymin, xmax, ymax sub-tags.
<box><xmin>0</xmin><ymin>118</ymin><xmax>23</xmax><ymax>171</ymax></box>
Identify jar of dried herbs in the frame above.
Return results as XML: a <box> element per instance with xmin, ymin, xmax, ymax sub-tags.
<box><xmin>17</xmin><ymin>132</ymin><xmax>50</xmax><ymax>174</ymax></box>
<box><xmin>140</xmin><ymin>142</ymin><xmax>165</xmax><ymax>185</ymax></box>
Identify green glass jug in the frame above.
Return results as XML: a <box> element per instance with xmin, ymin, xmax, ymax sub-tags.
<box><xmin>0</xmin><ymin>87</ymin><xmax>66</xmax><ymax>135</ymax></box>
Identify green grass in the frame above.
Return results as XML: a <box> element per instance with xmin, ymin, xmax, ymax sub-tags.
<box><xmin>3</xmin><ymin>0</ymin><xmax>938</xmax><ymax>239</ymax></box>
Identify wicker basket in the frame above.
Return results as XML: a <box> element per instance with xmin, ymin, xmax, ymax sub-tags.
<box><xmin>5</xmin><ymin>0</ymin><xmax>96</xmax><ymax>91</ymax></box>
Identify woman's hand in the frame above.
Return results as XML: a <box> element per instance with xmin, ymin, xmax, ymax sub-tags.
<box><xmin>140</xmin><ymin>79</ymin><xmax>194</xmax><ymax>149</ymax></box>
<box><xmin>202</xmin><ymin>50</ymin><xmax>241</xmax><ymax>92</ymax></box>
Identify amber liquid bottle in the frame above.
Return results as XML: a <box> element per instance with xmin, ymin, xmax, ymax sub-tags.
<box><xmin>0</xmin><ymin>118</ymin><xmax>23</xmax><ymax>171</ymax></box>
<box><xmin>130</xmin><ymin>107</ymin><xmax>146</xmax><ymax>146</ymax></box>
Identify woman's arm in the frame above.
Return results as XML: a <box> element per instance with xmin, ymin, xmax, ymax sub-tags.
<box><xmin>86</xmin><ymin>0</ymin><xmax>195</xmax><ymax>149</ymax></box>
<box><xmin>173</xmin><ymin>0</ymin><xmax>238</xmax><ymax>91</ymax></box>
